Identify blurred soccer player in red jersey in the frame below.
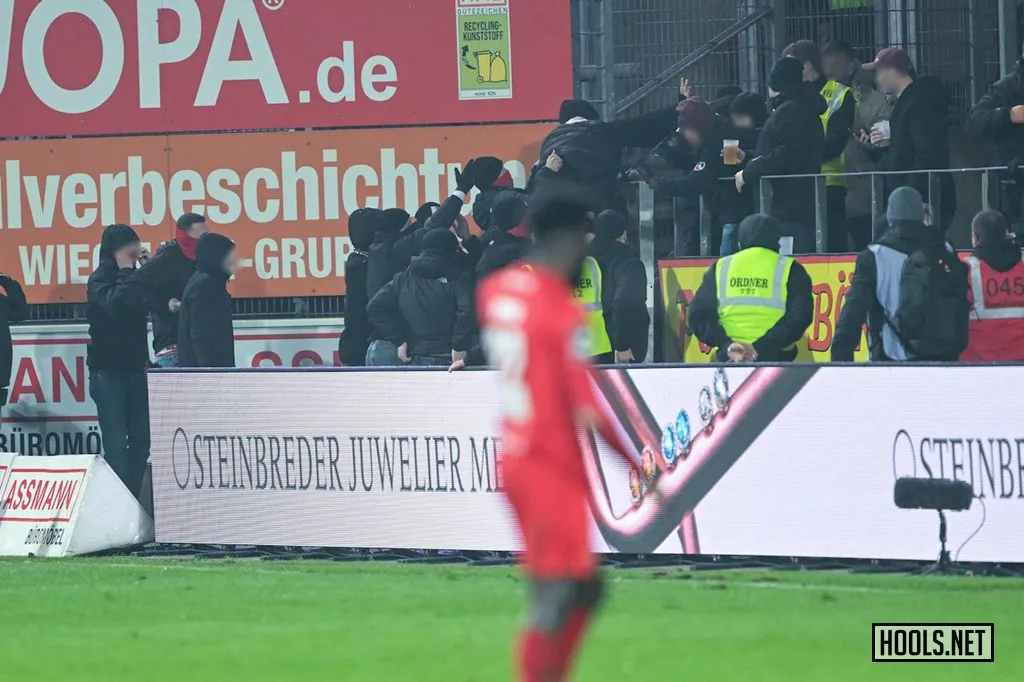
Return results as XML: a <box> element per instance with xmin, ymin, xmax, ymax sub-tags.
<box><xmin>478</xmin><ymin>183</ymin><xmax>646</xmax><ymax>682</ymax></box>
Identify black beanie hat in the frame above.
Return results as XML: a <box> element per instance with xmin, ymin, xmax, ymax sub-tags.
<box><xmin>99</xmin><ymin>223</ymin><xmax>141</xmax><ymax>260</ymax></box>
<box><xmin>421</xmin><ymin>228</ymin><xmax>459</xmax><ymax>254</ymax></box>
<box><xmin>414</xmin><ymin>202</ymin><xmax>440</xmax><ymax>225</ymax></box>
<box><xmin>375</xmin><ymin>208</ymin><xmax>410</xmax><ymax>235</ymax></box>
<box><xmin>472</xmin><ymin>156</ymin><xmax>506</xmax><ymax>189</ymax></box>
<box><xmin>768</xmin><ymin>57</ymin><xmax>804</xmax><ymax>93</ymax></box>
<box><xmin>595</xmin><ymin>210</ymin><xmax>627</xmax><ymax>241</ymax></box>
<box><xmin>348</xmin><ymin>208</ymin><xmax>379</xmax><ymax>251</ymax></box>
<box><xmin>558</xmin><ymin>99</ymin><xmax>600</xmax><ymax>124</ymax></box>
<box><xmin>490</xmin><ymin>189</ymin><xmax>529</xmax><ymax>232</ymax></box>
<box><xmin>728</xmin><ymin>91</ymin><xmax>769</xmax><ymax>126</ymax></box>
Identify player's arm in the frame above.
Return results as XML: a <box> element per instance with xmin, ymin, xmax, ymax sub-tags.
<box><xmin>565</xmin><ymin>340</ymin><xmax>641</xmax><ymax>473</ymax></box>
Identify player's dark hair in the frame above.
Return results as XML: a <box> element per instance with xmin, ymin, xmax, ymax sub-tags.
<box><xmin>528</xmin><ymin>181</ymin><xmax>598</xmax><ymax>241</ymax></box>
<box><xmin>782</xmin><ymin>40</ymin><xmax>822</xmax><ymax>75</ymax></box>
<box><xmin>971</xmin><ymin>209</ymin><xmax>1010</xmax><ymax>243</ymax></box>
<box><xmin>176</xmin><ymin>212</ymin><xmax>206</xmax><ymax>231</ymax></box>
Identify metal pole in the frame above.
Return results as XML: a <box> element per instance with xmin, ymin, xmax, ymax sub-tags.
<box><xmin>981</xmin><ymin>169</ymin><xmax>992</xmax><ymax>210</ymax></box>
<box><xmin>998</xmin><ymin>0</ymin><xmax>1018</xmax><ymax>77</ymax></box>
<box><xmin>758</xmin><ymin>178</ymin><xmax>772</xmax><ymax>216</ymax></box>
<box><xmin>638</xmin><ymin>182</ymin><xmax>656</xmax><ymax>363</ymax></box>
<box><xmin>870</xmin><ymin>172</ymin><xmax>886</xmax><ymax>241</ymax></box>
<box><xmin>814</xmin><ymin>175</ymin><xmax>828</xmax><ymax>254</ymax></box>
<box><xmin>672</xmin><ymin>197</ymin><xmax>689</xmax><ymax>257</ymax></box>
<box><xmin>598</xmin><ymin>0</ymin><xmax>615</xmax><ymax>119</ymax></box>
<box><xmin>577</xmin><ymin>0</ymin><xmax>592</xmax><ymax>102</ymax></box>
<box><xmin>698</xmin><ymin>195</ymin><xmax>713</xmax><ymax>256</ymax></box>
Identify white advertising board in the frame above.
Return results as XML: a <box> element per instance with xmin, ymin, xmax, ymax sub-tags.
<box><xmin>0</xmin><ymin>454</ymin><xmax>154</xmax><ymax>556</ymax></box>
<box><xmin>1</xmin><ymin>318</ymin><xmax>343</xmax><ymax>456</ymax></box>
<box><xmin>148</xmin><ymin>365</ymin><xmax>1024</xmax><ymax>563</ymax></box>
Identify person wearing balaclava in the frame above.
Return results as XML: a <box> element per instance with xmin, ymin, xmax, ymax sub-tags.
<box><xmin>366</xmin><ymin>208</ymin><xmax>414</xmax><ymax>302</ymax></box>
<box><xmin>86</xmin><ymin>224</ymin><xmax>151</xmax><ymax>495</ymax></box>
<box><xmin>736</xmin><ymin>57</ymin><xmax>826</xmax><ymax>254</ymax></box>
<box><xmin>178</xmin><ymin>233</ymin><xmax>238</xmax><ymax>368</ymax></box>
<box><xmin>588</xmin><ymin>210</ymin><xmax>650</xmax><ymax>362</ymax></box>
<box><xmin>124</xmin><ymin>212</ymin><xmax>210</xmax><ymax>368</ymax></box>
<box><xmin>339</xmin><ymin>208</ymin><xmax>379</xmax><ymax>366</ymax></box>
<box><xmin>688</xmin><ymin>213</ymin><xmax>813</xmax><ymax>363</ymax></box>
<box><xmin>529</xmin><ymin>89</ymin><xmax>680</xmax><ymax>210</ymax></box>
<box><xmin>476</xmin><ymin>189</ymin><xmax>531</xmax><ymax>281</ymax></box>
<box><xmin>367</xmin><ymin>229</ymin><xmax>475</xmax><ymax>367</ymax></box>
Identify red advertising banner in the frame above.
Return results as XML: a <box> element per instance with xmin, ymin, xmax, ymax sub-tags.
<box><xmin>0</xmin><ymin>123</ymin><xmax>549</xmax><ymax>303</ymax></box>
<box><xmin>0</xmin><ymin>0</ymin><xmax>571</xmax><ymax>137</ymax></box>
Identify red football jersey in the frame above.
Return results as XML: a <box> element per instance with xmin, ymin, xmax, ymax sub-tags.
<box><xmin>478</xmin><ymin>264</ymin><xmax>636</xmax><ymax>489</ymax></box>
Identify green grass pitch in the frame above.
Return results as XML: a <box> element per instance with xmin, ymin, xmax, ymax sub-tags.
<box><xmin>1</xmin><ymin>558</ymin><xmax>1021</xmax><ymax>680</ymax></box>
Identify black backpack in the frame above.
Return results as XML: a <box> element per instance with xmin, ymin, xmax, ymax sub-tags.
<box><xmin>884</xmin><ymin>243</ymin><xmax>970</xmax><ymax>359</ymax></box>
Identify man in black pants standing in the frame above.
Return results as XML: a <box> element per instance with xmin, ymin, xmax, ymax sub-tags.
<box><xmin>0</xmin><ymin>273</ymin><xmax>29</xmax><ymax>425</ymax></box>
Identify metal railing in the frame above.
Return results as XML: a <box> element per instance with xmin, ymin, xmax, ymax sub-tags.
<box><xmin>653</xmin><ymin>166</ymin><xmax>1010</xmax><ymax>257</ymax></box>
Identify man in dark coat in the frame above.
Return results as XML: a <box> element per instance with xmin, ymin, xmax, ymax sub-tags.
<box><xmin>125</xmin><ymin>212</ymin><xmax>209</xmax><ymax>367</ymax></box>
<box><xmin>476</xmin><ymin>190</ymin><xmax>531</xmax><ymax>281</ymax></box>
<box><xmin>653</xmin><ymin>97</ymin><xmax>753</xmax><ymax>256</ymax></box>
<box><xmin>339</xmin><ymin>208</ymin><xmax>379</xmax><ymax>366</ymax></box>
<box><xmin>530</xmin><ymin>98</ymin><xmax>678</xmax><ymax>208</ymax></box>
<box><xmin>833</xmin><ymin>187</ymin><xmax>961</xmax><ymax>362</ymax></box>
<box><xmin>178</xmin><ymin>233</ymin><xmax>237</xmax><ymax>368</ymax></box>
<box><xmin>86</xmin><ymin>224</ymin><xmax>150</xmax><ymax>494</ymax></box>
<box><xmin>0</xmin><ymin>273</ymin><xmax>28</xmax><ymax>417</ymax></box>
<box><xmin>864</xmin><ymin>48</ymin><xmax>956</xmax><ymax>230</ymax></box>
<box><xmin>588</xmin><ymin>210</ymin><xmax>650</xmax><ymax>362</ymax></box>
<box><xmin>737</xmin><ymin>57</ymin><xmax>827</xmax><ymax>254</ymax></box>
<box><xmin>367</xmin><ymin>230</ymin><xmax>475</xmax><ymax>367</ymax></box>
<box><xmin>688</xmin><ymin>214</ymin><xmax>814</xmax><ymax>362</ymax></box>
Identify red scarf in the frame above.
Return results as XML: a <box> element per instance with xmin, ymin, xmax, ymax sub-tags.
<box><xmin>176</xmin><ymin>228</ymin><xmax>199</xmax><ymax>261</ymax></box>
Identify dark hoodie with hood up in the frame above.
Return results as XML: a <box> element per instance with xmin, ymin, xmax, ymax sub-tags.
<box><xmin>688</xmin><ymin>214</ymin><xmax>814</xmax><ymax>362</ymax></box>
<box><xmin>875</xmin><ymin>75</ymin><xmax>956</xmax><ymax>226</ymax></box>
<box><xmin>743</xmin><ymin>82</ymin><xmax>827</xmax><ymax>226</ymax></box>
<box><xmin>589</xmin><ymin>211</ymin><xmax>650</xmax><ymax>360</ymax></box>
<box><xmin>366</xmin><ymin>231</ymin><xmax>475</xmax><ymax>359</ymax></box>
<box><xmin>476</xmin><ymin>190</ymin><xmax>532</xmax><ymax>281</ymax></box>
<box><xmin>178</xmin><ymin>233</ymin><xmax>236</xmax><ymax>368</ymax></box>
<box><xmin>339</xmin><ymin>208</ymin><xmax>379</xmax><ymax>366</ymax></box>
<box><xmin>86</xmin><ymin>224</ymin><xmax>150</xmax><ymax>372</ymax></box>
<box><xmin>366</xmin><ymin>208</ymin><xmax>414</xmax><ymax>301</ymax></box>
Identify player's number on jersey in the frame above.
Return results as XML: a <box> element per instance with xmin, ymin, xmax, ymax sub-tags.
<box><xmin>482</xmin><ymin>328</ymin><xmax>532</xmax><ymax>422</ymax></box>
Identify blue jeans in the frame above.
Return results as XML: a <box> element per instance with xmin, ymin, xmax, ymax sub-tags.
<box><xmin>720</xmin><ymin>223</ymin><xmax>739</xmax><ymax>256</ymax></box>
<box><xmin>365</xmin><ymin>340</ymin><xmax>401</xmax><ymax>366</ymax></box>
<box><xmin>89</xmin><ymin>370</ymin><xmax>150</xmax><ymax>496</ymax></box>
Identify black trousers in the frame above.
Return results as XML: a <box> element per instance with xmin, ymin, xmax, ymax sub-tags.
<box><xmin>826</xmin><ymin>186</ymin><xmax>848</xmax><ymax>253</ymax></box>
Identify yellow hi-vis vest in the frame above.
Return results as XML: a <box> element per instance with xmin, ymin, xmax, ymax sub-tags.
<box><xmin>820</xmin><ymin>79</ymin><xmax>851</xmax><ymax>187</ymax></box>
<box><xmin>574</xmin><ymin>256</ymin><xmax>613</xmax><ymax>356</ymax></box>
<box><xmin>715</xmin><ymin>247</ymin><xmax>794</xmax><ymax>347</ymax></box>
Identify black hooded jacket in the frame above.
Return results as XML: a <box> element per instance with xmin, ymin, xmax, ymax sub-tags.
<box><xmin>1</xmin><ymin>275</ymin><xmax>29</xmax><ymax>393</ymax></box>
<box><xmin>832</xmin><ymin>220</ymin><xmax>951</xmax><ymax>361</ymax></box>
<box><xmin>967</xmin><ymin>60</ymin><xmax>1024</xmax><ymax>164</ymax></box>
<box><xmin>477</xmin><ymin>231</ymin><xmax>531</xmax><ymax>281</ymax></box>
<box><xmin>86</xmin><ymin>225</ymin><xmax>150</xmax><ymax>372</ymax></box>
<box><xmin>533</xmin><ymin>105</ymin><xmax>679</xmax><ymax>203</ymax></box>
<box><xmin>366</xmin><ymin>250</ymin><xmax>475</xmax><ymax>358</ymax></box>
<box><xmin>876</xmin><ymin>76</ymin><xmax>956</xmax><ymax>223</ymax></box>
<box><xmin>687</xmin><ymin>215</ymin><xmax>814</xmax><ymax>362</ymax></box>
<box><xmin>178</xmin><ymin>234</ymin><xmax>236</xmax><ymax>368</ymax></box>
<box><xmin>974</xmin><ymin>236</ymin><xmax>1023</xmax><ymax>273</ymax></box>
<box><xmin>589</xmin><ymin>236</ymin><xmax>650</xmax><ymax>360</ymax></box>
<box><xmin>125</xmin><ymin>237</ymin><xmax>196</xmax><ymax>354</ymax></box>
<box><xmin>340</xmin><ymin>208</ymin><xmax>379</xmax><ymax>366</ymax></box>
<box><xmin>366</xmin><ymin>209</ymin><xmax>414</xmax><ymax>301</ymax></box>
<box><xmin>743</xmin><ymin>82</ymin><xmax>827</xmax><ymax>225</ymax></box>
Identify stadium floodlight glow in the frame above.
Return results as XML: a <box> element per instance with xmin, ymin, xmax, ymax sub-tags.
<box><xmin>893</xmin><ymin>477</ymin><xmax>973</xmax><ymax>574</ymax></box>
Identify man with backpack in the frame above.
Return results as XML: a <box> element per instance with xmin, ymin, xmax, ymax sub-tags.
<box><xmin>833</xmin><ymin>187</ymin><xmax>969</xmax><ymax>362</ymax></box>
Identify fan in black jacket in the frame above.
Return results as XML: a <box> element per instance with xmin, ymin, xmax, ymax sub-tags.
<box><xmin>0</xmin><ymin>274</ymin><xmax>29</xmax><ymax>411</ymax></box>
<box><xmin>86</xmin><ymin>224</ymin><xmax>151</xmax><ymax>494</ymax></box>
<box><xmin>125</xmin><ymin>212</ymin><xmax>207</xmax><ymax>367</ymax></box>
<box><xmin>178</xmin><ymin>233</ymin><xmax>237</xmax><ymax>368</ymax></box>
<box><xmin>476</xmin><ymin>190</ymin><xmax>531</xmax><ymax>281</ymax></box>
<box><xmin>367</xmin><ymin>230</ymin><xmax>475</xmax><ymax>367</ymax></box>
<box><xmin>589</xmin><ymin>211</ymin><xmax>650</xmax><ymax>362</ymax></box>
<box><xmin>738</xmin><ymin>57</ymin><xmax>826</xmax><ymax>253</ymax></box>
<box><xmin>339</xmin><ymin>208</ymin><xmax>379</xmax><ymax>366</ymax></box>
<box><xmin>529</xmin><ymin>98</ymin><xmax>679</xmax><ymax>207</ymax></box>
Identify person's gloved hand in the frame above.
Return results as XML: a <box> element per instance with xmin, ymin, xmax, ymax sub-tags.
<box><xmin>454</xmin><ymin>159</ymin><xmax>477</xmax><ymax>193</ymax></box>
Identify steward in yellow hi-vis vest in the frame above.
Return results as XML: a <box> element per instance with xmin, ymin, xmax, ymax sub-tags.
<box><xmin>686</xmin><ymin>215</ymin><xmax>814</xmax><ymax>362</ymax></box>
<box><xmin>573</xmin><ymin>256</ymin><xmax>613</xmax><ymax>360</ymax></box>
<box><xmin>818</xmin><ymin>77</ymin><xmax>853</xmax><ymax>187</ymax></box>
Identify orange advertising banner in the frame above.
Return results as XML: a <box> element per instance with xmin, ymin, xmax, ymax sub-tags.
<box><xmin>0</xmin><ymin>124</ymin><xmax>550</xmax><ymax>303</ymax></box>
<box><xmin>659</xmin><ymin>255</ymin><xmax>870</xmax><ymax>363</ymax></box>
